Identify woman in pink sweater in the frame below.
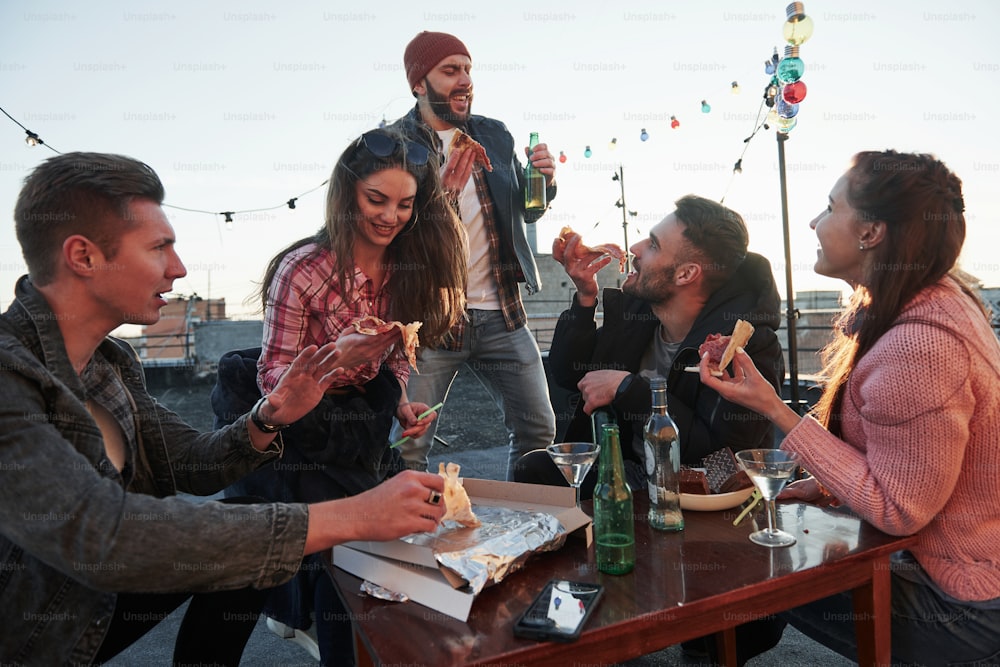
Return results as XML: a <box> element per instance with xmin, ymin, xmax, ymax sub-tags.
<box><xmin>702</xmin><ymin>150</ymin><xmax>1000</xmax><ymax>665</ymax></box>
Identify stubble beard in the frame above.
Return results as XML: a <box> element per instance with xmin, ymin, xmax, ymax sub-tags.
<box><xmin>424</xmin><ymin>79</ymin><xmax>471</xmax><ymax>127</ymax></box>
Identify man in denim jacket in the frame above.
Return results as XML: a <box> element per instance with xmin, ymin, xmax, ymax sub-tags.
<box><xmin>0</xmin><ymin>152</ymin><xmax>446</xmax><ymax>665</ymax></box>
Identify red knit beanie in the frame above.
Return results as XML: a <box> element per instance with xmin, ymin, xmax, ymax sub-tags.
<box><xmin>404</xmin><ymin>31</ymin><xmax>471</xmax><ymax>93</ymax></box>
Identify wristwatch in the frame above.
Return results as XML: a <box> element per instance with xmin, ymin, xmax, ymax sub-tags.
<box><xmin>250</xmin><ymin>396</ymin><xmax>288</xmax><ymax>433</ymax></box>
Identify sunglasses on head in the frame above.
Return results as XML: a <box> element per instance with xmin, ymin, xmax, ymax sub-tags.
<box><xmin>358</xmin><ymin>131</ymin><xmax>431</xmax><ymax>166</ymax></box>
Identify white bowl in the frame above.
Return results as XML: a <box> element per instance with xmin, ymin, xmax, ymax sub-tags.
<box><xmin>680</xmin><ymin>486</ymin><xmax>755</xmax><ymax>511</ymax></box>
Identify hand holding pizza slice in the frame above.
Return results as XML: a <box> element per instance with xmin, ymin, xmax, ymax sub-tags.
<box><xmin>448</xmin><ymin>128</ymin><xmax>493</xmax><ymax>172</ymax></box>
<box><xmin>552</xmin><ymin>226</ymin><xmax>626</xmax><ymax>273</ymax></box>
<box><xmin>350</xmin><ymin>315</ymin><xmax>423</xmax><ymax>373</ymax></box>
<box><xmin>698</xmin><ymin>319</ymin><xmax>755</xmax><ymax>377</ymax></box>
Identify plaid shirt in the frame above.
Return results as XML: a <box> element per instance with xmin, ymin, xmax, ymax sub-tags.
<box><xmin>258</xmin><ymin>243</ymin><xmax>409</xmax><ymax>392</ymax></box>
<box><xmin>81</xmin><ymin>350</ymin><xmax>137</xmax><ymax>476</ymax></box>
<box><xmin>443</xmin><ymin>163</ymin><xmax>527</xmax><ymax>352</ymax></box>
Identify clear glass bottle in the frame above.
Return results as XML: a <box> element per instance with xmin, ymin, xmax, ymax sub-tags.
<box><xmin>524</xmin><ymin>131</ymin><xmax>547</xmax><ymax>212</ymax></box>
<box><xmin>645</xmin><ymin>376</ymin><xmax>684</xmax><ymax>531</ymax></box>
<box><xmin>594</xmin><ymin>423</ymin><xmax>635</xmax><ymax>575</ymax></box>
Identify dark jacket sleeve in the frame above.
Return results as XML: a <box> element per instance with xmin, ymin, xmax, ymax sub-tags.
<box><xmin>548</xmin><ymin>293</ymin><xmax>600</xmax><ymax>391</ymax></box>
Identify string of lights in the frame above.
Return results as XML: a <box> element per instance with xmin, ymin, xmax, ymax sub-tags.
<box><xmin>2</xmin><ymin>3</ymin><xmax>814</xmax><ymax>228</ymax></box>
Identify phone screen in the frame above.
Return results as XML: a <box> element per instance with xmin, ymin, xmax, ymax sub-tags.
<box><xmin>513</xmin><ymin>579</ymin><xmax>604</xmax><ymax>642</ymax></box>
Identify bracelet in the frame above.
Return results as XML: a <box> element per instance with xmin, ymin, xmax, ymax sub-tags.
<box><xmin>250</xmin><ymin>396</ymin><xmax>288</xmax><ymax>433</ymax></box>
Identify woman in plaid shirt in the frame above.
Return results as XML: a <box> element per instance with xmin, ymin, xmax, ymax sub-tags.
<box><xmin>248</xmin><ymin>126</ymin><xmax>467</xmax><ymax>662</ymax></box>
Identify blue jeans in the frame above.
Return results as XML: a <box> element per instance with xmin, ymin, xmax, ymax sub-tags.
<box><xmin>782</xmin><ymin>552</ymin><xmax>1000</xmax><ymax>666</ymax></box>
<box><xmin>392</xmin><ymin>310</ymin><xmax>556</xmax><ymax>480</ymax></box>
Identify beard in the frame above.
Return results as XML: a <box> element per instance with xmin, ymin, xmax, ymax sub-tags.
<box><xmin>424</xmin><ymin>78</ymin><xmax>471</xmax><ymax>126</ymax></box>
<box><xmin>623</xmin><ymin>263</ymin><xmax>677</xmax><ymax>305</ymax></box>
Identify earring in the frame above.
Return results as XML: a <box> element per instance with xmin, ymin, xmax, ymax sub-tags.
<box><xmin>858</xmin><ymin>243</ymin><xmax>866</xmax><ymax>251</ymax></box>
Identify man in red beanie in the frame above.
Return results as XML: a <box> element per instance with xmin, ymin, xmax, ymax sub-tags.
<box><xmin>391</xmin><ymin>31</ymin><xmax>558</xmax><ymax>480</ymax></box>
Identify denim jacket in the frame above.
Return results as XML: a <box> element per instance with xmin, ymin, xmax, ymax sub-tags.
<box><xmin>395</xmin><ymin>106</ymin><xmax>557</xmax><ymax>295</ymax></box>
<box><xmin>0</xmin><ymin>277</ymin><xmax>309</xmax><ymax>665</ymax></box>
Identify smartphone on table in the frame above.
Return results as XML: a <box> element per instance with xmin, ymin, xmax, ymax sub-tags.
<box><xmin>512</xmin><ymin>579</ymin><xmax>604</xmax><ymax>642</ymax></box>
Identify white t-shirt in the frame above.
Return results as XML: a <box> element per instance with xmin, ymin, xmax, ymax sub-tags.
<box><xmin>437</xmin><ymin>128</ymin><xmax>501</xmax><ymax>310</ymax></box>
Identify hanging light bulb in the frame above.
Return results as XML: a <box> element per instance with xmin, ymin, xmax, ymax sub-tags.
<box><xmin>731</xmin><ymin>81</ymin><xmax>740</xmax><ymax>94</ymax></box>
<box><xmin>782</xmin><ymin>80</ymin><xmax>808</xmax><ymax>104</ymax></box>
<box><xmin>640</xmin><ymin>128</ymin><xmax>649</xmax><ymax>142</ymax></box>
<box><xmin>782</xmin><ymin>2</ymin><xmax>815</xmax><ymax>46</ymax></box>
<box><xmin>776</xmin><ymin>115</ymin><xmax>798</xmax><ymax>134</ymax></box>
<box><xmin>700</xmin><ymin>100</ymin><xmax>711</xmax><ymax>113</ymax></box>
<box><xmin>24</xmin><ymin>130</ymin><xmax>42</xmax><ymax>146</ymax></box>
<box><xmin>608</xmin><ymin>137</ymin><xmax>618</xmax><ymax>151</ymax></box>
<box><xmin>378</xmin><ymin>117</ymin><xmax>387</xmax><ymax>129</ymax></box>
<box><xmin>670</xmin><ymin>115</ymin><xmax>680</xmax><ymax>129</ymax></box>
<box><xmin>584</xmin><ymin>145</ymin><xmax>592</xmax><ymax>158</ymax></box>
<box><xmin>776</xmin><ymin>97</ymin><xmax>800</xmax><ymax>119</ymax></box>
<box><xmin>733</xmin><ymin>159</ymin><xmax>743</xmax><ymax>174</ymax></box>
<box><xmin>559</xmin><ymin>150</ymin><xmax>567</xmax><ymax>163</ymax></box>
<box><xmin>776</xmin><ymin>45</ymin><xmax>805</xmax><ymax>84</ymax></box>
<box><xmin>287</xmin><ymin>198</ymin><xmax>297</xmax><ymax>210</ymax></box>
<box><xmin>766</xmin><ymin>107</ymin><xmax>779</xmax><ymax>128</ymax></box>
<box><xmin>223</xmin><ymin>212</ymin><xmax>234</xmax><ymax>230</ymax></box>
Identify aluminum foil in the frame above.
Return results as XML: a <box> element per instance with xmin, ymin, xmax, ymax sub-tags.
<box><xmin>400</xmin><ymin>504</ymin><xmax>567</xmax><ymax>595</ymax></box>
<box><xmin>360</xmin><ymin>580</ymin><xmax>409</xmax><ymax>602</ymax></box>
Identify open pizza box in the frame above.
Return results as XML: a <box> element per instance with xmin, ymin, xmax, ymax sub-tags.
<box><xmin>332</xmin><ymin>478</ymin><xmax>592</xmax><ymax>622</ymax></box>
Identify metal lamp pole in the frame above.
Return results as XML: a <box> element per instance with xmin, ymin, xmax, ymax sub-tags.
<box><xmin>612</xmin><ymin>165</ymin><xmax>634</xmax><ymax>273</ymax></box>
<box><xmin>776</xmin><ymin>132</ymin><xmax>803</xmax><ymax>412</ymax></box>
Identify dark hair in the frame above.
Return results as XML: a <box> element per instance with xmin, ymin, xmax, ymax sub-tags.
<box><xmin>14</xmin><ymin>152</ymin><xmax>165</xmax><ymax>285</ymax></box>
<box><xmin>673</xmin><ymin>194</ymin><xmax>748</xmax><ymax>293</ymax></box>
<box><xmin>814</xmin><ymin>150</ymin><xmax>986</xmax><ymax>430</ymax></box>
<box><xmin>259</xmin><ymin>126</ymin><xmax>467</xmax><ymax>347</ymax></box>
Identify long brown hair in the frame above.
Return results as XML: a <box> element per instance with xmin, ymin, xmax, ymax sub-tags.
<box><xmin>813</xmin><ymin>150</ymin><xmax>988</xmax><ymax>431</ymax></box>
<box><xmin>260</xmin><ymin>127</ymin><xmax>466</xmax><ymax>347</ymax></box>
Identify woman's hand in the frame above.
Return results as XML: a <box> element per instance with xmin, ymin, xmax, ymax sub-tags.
<box><xmin>699</xmin><ymin>348</ymin><xmax>803</xmax><ymax>435</ymax></box>
<box><xmin>333</xmin><ymin>329</ymin><xmax>400</xmax><ymax>371</ymax></box>
<box><xmin>396</xmin><ymin>401</ymin><xmax>439</xmax><ymax>441</ymax></box>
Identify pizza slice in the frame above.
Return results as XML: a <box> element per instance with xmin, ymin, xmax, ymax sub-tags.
<box><xmin>437</xmin><ymin>462</ymin><xmax>481</xmax><ymax>527</ymax></box>
<box><xmin>350</xmin><ymin>315</ymin><xmax>423</xmax><ymax>373</ymax></box>
<box><xmin>698</xmin><ymin>319</ymin><xmax>755</xmax><ymax>377</ymax></box>
<box><xmin>552</xmin><ymin>226</ymin><xmax>627</xmax><ymax>273</ymax></box>
<box><xmin>449</xmin><ymin>128</ymin><xmax>493</xmax><ymax>172</ymax></box>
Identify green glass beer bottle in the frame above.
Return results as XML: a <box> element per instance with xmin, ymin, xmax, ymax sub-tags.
<box><xmin>594</xmin><ymin>423</ymin><xmax>635</xmax><ymax>575</ymax></box>
<box><xmin>524</xmin><ymin>132</ymin><xmax>547</xmax><ymax>212</ymax></box>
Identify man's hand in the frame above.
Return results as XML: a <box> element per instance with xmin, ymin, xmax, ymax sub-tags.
<box><xmin>304</xmin><ymin>471</ymin><xmax>446</xmax><ymax>553</ymax></box>
<box><xmin>577</xmin><ymin>369</ymin><xmax>630</xmax><ymax>415</ymax></box>
<box><xmin>525</xmin><ymin>142</ymin><xmax>556</xmax><ymax>186</ymax></box>
<box><xmin>556</xmin><ymin>232</ymin><xmax>612</xmax><ymax>306</ymax></box>
<box><xmin>259</xmin><ymin>343</ymin><xmax>343</xmax><ymax>427</ymax></box>
<box><xmin>442</xmin><ymin>146</ymin><xmax>476</xmax><ymax>201</ymax></box>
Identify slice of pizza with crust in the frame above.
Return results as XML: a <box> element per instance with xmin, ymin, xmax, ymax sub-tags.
<box><xmin>698</xmin><ymin>319</ymin><xmax>755</xmax><ymax>377</ymax></box>
<box><xmin>350</xmin><ymin>315</ymin><xmax>423</xmax><ymax>373</ymax></box>
<box><xmin>437</xmin><ymin>462</ymin><xmax>481</xmax><ymax>527</ymax></box>
<box><xmin>552</xmin><ymin>226</ymin><xmax>626</xmax><ymax>272</ymax></box>
<box><xmin>449</xmin><ymin>128</ymin><xmax>493</xmax><ymax>172</ymax></box>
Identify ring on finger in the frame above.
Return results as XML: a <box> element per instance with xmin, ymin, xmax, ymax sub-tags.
<box><xmin>427</xmin><ymin>490</ymin><xmax>442</xmax><ymax>506</ymax></box>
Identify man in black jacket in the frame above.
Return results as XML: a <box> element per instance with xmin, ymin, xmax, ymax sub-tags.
<box><xmin>517</xmin><ymin>195</ymin><xmax>784</xmax><ymax>495</ymax></box>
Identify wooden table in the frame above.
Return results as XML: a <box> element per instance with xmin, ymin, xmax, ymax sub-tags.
<box><xmin>327</xmin><ymin>496</ymin><xmax>916</xmax><ymax>666</ymax></box>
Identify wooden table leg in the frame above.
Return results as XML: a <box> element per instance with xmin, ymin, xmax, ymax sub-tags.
<box><xmin>354</xmin><ymin>628</ymin><xmax>375</xmax><ymax>667</ymax></box>
<box><xmin>853</xmin><ymin>558</ymin><xmax>892</xmax><ymax>666</ymax></box>
<box><xmin>714</xmin><ymin>627</ymin><xmax>738</xmax><ymax>666</ymax></box>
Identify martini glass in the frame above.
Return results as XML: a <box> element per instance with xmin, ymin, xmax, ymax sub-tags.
<box><xmin>735</xmin><ymin>449</ymin><xmax>801</xmax><ymax>548</ymax></box>
<box><xmin>546</xmin><ymin>442</ymin><xmax>600</xmax><ymax>508</ymax></box>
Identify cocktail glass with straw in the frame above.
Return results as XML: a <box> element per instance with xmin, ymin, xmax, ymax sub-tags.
<box><xmin>735</xmin><ymin>449</ymin><xmax>801</xmax><ymax>547</ymax></box>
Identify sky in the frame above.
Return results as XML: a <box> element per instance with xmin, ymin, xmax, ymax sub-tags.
<box><xmin>2</xmin><ymin>0</ymin><xmax>999</xmax><ymax>323</ymax></box>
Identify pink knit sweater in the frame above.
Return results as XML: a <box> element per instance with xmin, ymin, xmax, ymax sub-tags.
<box><xmin>783</xmin><ymin>277</ymin><xmax>1000</xmax><ymax>602</ymax></box>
